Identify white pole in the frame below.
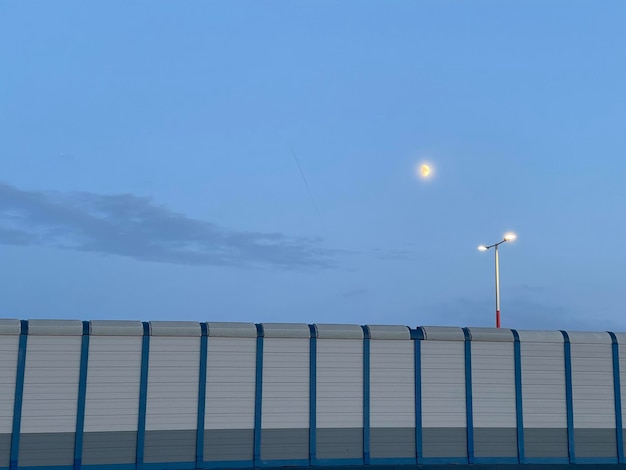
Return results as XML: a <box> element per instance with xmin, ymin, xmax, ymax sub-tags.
<box><xmin>495</xmin><ymin>244</ymin><xmax>501</xmax><ymax>328</ymax></box>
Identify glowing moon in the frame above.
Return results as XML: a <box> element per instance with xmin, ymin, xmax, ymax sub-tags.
<box><xmin>420</xmin><ymin>164</ymin><xmax>431</xmax><ymax>178</ymax></box>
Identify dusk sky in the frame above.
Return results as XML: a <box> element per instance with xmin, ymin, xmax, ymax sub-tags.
<box><xmin>2</xmin><ymin>1</ymin><xmax>625</xmax><ymax>331</ymax></box>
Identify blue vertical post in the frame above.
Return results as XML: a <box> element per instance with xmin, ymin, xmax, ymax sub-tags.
<box><xmin>462</xmin><ymin>328</ymin><xmax>474</xmax><ymax>464</ymax></box>
<box><xmin>608</xmin><ymin>332</ymin><xmax>624</xmax><ymax>463</ymax></box>
<box><xmin>361</xmin><ymin>326</ymin><xmax>371</xmax><ymax>465</ymax></box>
<box><xmin>560</xmin><ymin>330</ymin><xmax>575</xmax><ymax>464</ymax></box>
<box><xmin>253</xmin><ymin>324</ymin><xmax>264</xmax><ymax>466</ymax></box>
<box><xmin>511</xmin><ymin>330</ymin><xmax>525</xmax><ymax>463</ymax></box>
<box><xmin>73</xmin><ymin>321</ymin><xmax>90</xmax><ymax>470</ymax></box>
<box><xmin>9</xmin><ymin>320</ymin><xmax>28</xmax><ymax>470</ymax></box>
<box><xmin>308</xmin><ymin>325</ymin><xmax>317</xmax><ymax>464</ymax></box>
<box><xmin>411</xmin><ymin>328</ymin><xmax>423</xmax><ymax>463</ymax></box>
<box><xmin>136</xmin><ymin>322</ymin><xmax>151</xmax><ymax>470</ymax></box>
<box><xmin>196</xmin><ymin>323</ymin><xmax>208</xmax><ymax>468</ymax></box>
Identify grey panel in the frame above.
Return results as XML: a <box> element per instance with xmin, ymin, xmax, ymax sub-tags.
<box><xmin>0</xmin><ymin>319</ymin><xmax>20</xmax><ymax>335</ymax></box>
<box><xmin>517</xmin><ymin>330</ymin><xmax>564</xmax><ymax>343</ymax></box>
<box><xmin>575</xmin><ymin>428</ymin><xmax>617</xmax><ymax>458</ymax></box>
<box><xmin>27</xmin><ymin>320</ymin><xmax>82</xmax><ymax>336</ymax></box>
<box><xmin>422</xmin><ymin>427</ymin><xmax>467</xmax><ymax>458</ymax></box>
<box><xmin>370</xmin><ymin>427</ymin><xmax>415</xmax><ymax>458</ymax></box>
<box><xmin>261</xmin><ymin>428</ymin><xmax>308</xmax><ymax>460</ymax></box>
<box><xmin>314</xmin><ymin>324</ymin><xmax>363</xmax><ymax>340</ymax></box>
<box><xmin>467</xmin><ymin>327</ymin><xmax>514</xmax><ymax>342</ymax></box>
<box><xmin>524</xmin><ymin>428</ymin><xmax>567</xmax><ymax>458</ymax></box>
<box><xmin>18</xmin><ymin>432</ymin><xmax>75</xmax><ymax>466</ymax></box>
<box><xmin>204</xmin><ymin>429</ymin><xmax>253</xmax><ymax>461</ymax></box>
<box><xmin>367</xmin><ymin>325</ymin><xmax>410</xmax><ymax>340</ymax></box>
<box><xmin>0</xmin><ymin>434</ymin><xmax>11</xmax><ymax>467</ymax></box>
<box><xmin>82</xmin><ymin>431</ymin><xmax>137</xmax><ymax>465</ymax></box>
<box><xmin>144</xmin><ymin>429</ymin><xmax>196</xmax><ymax>463</ymax></box>
<box><xmin>567</xmin><ymin>331</ymin><xmax>612</xmax><ymax>344</ymax></box>
<box><xmin>421</xmin><ymin>327</ymin><xmax>464</xmax><ymax>342</ymax></box>
<box><xmin>207</xmin><ymin>322</ymin><xmax>257</xmax><ymax>338</ymax></box>
<box><xmin>262</xmin><ymin>323</ymin><xmax>310</xmax><ymax>338</ymax></box>
<box><xmin>89</xmin><ymin>320</ymin><xmax>143</xmax><ymax>336</ymax></box>
<box><xmin>473</xmin><ymin>427</ymin><xmax>517</xmax><ymax>458</ymax></box>
<box><xmin>149</xmin><ymin>321</ymin><xmax>201</xmax><ymax>336</ymax></box>
<box><xmin>316</xmin><ymin>428</ymin><xmax>363</xmax><ymax>459</ymax></box>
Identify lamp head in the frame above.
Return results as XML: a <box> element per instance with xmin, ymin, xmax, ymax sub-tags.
<box><xmin>478</xmin><ymin>245</ymin><xmax>488</xmax><ymax>251</ymax></box>
<box><xmin>503</xmin><ymin>232</ymin><xmax>517</xmax><ymax>242</ymax></box>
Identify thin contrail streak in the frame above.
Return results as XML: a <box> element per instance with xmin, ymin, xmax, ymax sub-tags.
<box><xmin>291</xmin><ymin>147</ymin><xmax>321</xmax><ymax>218</ymax></box>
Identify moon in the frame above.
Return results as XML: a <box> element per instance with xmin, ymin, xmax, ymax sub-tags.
<box><xmin>420</xmin><ymin>164</ymin><xmax>431</xmax><ymax>178</ymax></box>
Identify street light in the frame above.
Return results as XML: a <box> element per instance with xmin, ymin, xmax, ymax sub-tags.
<box><xmin>477</xmin><ymin>232</ymin><xmax>517</xmax><ymax>328</ymax></box>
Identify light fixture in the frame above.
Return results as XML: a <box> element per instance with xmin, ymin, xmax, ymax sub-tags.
<box><xmin>477</xmin><ymin>232</ymin><xmax>518</xmax><ymax>328</ymax></box>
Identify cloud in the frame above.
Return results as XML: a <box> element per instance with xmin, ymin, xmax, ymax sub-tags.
<box><xmin>341</xmin><ymin>288</ymin><xmax>369</xmax><ymax>298</ymax></box>
<box><xmin>0</xmin><ymin>182</ymin><xmax>339</xmax><ymax>269</ymax></box>
<box><xmin>372</xmin><ymin>248</ymin><xmax>414</xmax><ymax>261</ymax></box>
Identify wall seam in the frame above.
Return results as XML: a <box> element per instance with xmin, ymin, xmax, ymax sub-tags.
<box><xmin>136</xmin><ymin>322</ymin><xmax>151</xmax><ymax>470</ymax></box>
<box><xmin>412</xmin><ymin>328</ymin><xmax>423</xmax><ymax>463</ymax></box>
<box><xmin>308</xmin><ymin>325</ymin><xmax>317</xmax><ymax>464</ymax></box>
<box><xmin>253</xmin><ymin>324</ymin><xmax>264</xmax><ymax>466</ymax></box>
<box><xmin>608</xmin><ymin>331</ymin><xmax>624</xmax><ymax>463</ymax></box>
<box><xmin>462</xmin><ymin>327</ymin><xmax>474</xmax><ymax>464</ymax></box>
<box><xmin>196</xmin><ymin>323</ymin><xmax>208</xmax><ymax>468</ymax></box>
<box><xmin>9</xmin><ymin>320</ymin><xmax>28</xmax><ymax>470</ymax></box>
<box><xmin>361</xmin><ymin>325</ymin><xmax>370</xmax><ymax>465</ymax></box>
<box><xmin>560</xmin><ymin>330</ymin><xmax>575</xmax><ymax>464</ymax></box>
<box><xmin>73</xmin><ymin>321</ymin><xmax>91</xmax><ymax>470</ymax></box>
<box><xmin>511</xmin><ymin>329</ymin><xmax>525</xmax><ymax>463</ymax></box>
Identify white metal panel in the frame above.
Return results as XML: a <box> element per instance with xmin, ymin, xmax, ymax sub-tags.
<box><xmin>262</xmin><ymin>338</ymin><xmax>309</xmax><ymax>429</ymax></box>
<box><xmin>370</xmin><ymin>340</ymin><xmax>414</xmax><ymax>427</ymax></box>
<box><xmin>146</xmin><ymin>336</ymin><xmax>200</xmax><ymax>431</ymax></box>
<box><xmin>316</xmin><ymin>339</ymin><xmax>363</xmax><ymax>428</ymax></box>
<box><xmin>84</xmin><ymin>336</ymin><xmax>142</xmax><ymax>432</ymax></box>
<box><xmin>571</xmin><ymin>342</ymin><xmax>615</xmax><ymax>428</ymax></box>
<box><xmin>205</xmin><ymin>337</ymin><xmax>257</xmax><ymax>430</ymax></box>
<box><xmin>0</xmin><ymin>335</ymin><xmax>19</xmax><ymax>433</ymax></box>
<box><xmin>21</xmin><ymin>335</ymin><xmax>82</xmax><ymax>433</ymax></box>
<box><xmin>421</xmin><ymin>340</ymin><xmax>466</xmax><ymax>427</ymax></box>
<box><xmin>471</xmin><ymin>342</ymin><xmax>516</xmax><ymax>428</ymax></box>
<box><xmin>520</xmin><ymin>341</ymin><xmax>566</xmax><ymax>428</ymax></box>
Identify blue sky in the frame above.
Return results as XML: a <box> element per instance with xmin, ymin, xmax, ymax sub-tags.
<box><xmin>1</xmin><ymin>1</ymin><xmax>625</xmax><ymax>331</ymax></box>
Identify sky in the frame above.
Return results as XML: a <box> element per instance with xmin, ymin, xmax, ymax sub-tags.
<box><xmin>1</xmin><ymin>1</ymin><xmax>625</xmax><ymax>331</ymax></box>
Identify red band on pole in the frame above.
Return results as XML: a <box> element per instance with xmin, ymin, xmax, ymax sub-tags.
<box><xmin>496</xmin><ymin>310</ymin><xmax>501</xmax><ymax>328</ymax></box>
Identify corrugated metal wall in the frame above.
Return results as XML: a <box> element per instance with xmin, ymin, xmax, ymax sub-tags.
<box><xmin>0</xmin><ymin>319</ymin><xmax>625</xmax><ymax>470</ymax></box>
<box><xmin>518</xmin><ymin>330</ymin><xmax>568</xmax><ymax>461</ymax></box>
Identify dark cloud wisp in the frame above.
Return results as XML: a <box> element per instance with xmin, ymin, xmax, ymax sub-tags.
<box><xmin>0</xmin><ymin>182</ymin><xmax>337</xmax><ymax>268</ymax></box>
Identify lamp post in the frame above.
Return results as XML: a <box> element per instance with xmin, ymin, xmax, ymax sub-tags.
<box><xmin>478</xmin><ymin>232</ymin><xmax>517</xmax><ymax>328</ymax></box>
